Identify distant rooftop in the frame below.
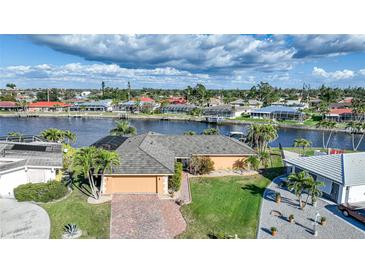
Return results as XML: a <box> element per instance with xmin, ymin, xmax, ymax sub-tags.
<box><xmin>252</xmin><ymin>105</ymin><xmax>301</xmax><ymax>114</ymax></box>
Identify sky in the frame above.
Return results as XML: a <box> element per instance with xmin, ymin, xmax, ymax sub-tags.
<box><xmin>1</xmin><ymin>34</ymin><xmax>365</xmax><ymax>89</ymax></box>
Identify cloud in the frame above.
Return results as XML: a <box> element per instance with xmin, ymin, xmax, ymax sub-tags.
<box><xmin>359</xmin><ymin>69</ymin><xmax>365</xmax><ymax>76</ymax></box>
<box><xmin>312</xmin><ymin>67</ymin><xmax>355</xmax><ymax>80</ymax></box>
<box><xmin>291</xmin><ymin>35</ymin><xmax>365</xmax><ymax>58</ymax></box>
<box><xmin>0</xmin><ymin>63</ymin><xmax>211</xmax><ymax>85</ymax></box>
<box><xmin>30</xmin><ymin>35</ymin><xmax>295</xmax><ymax>73</ymax></box>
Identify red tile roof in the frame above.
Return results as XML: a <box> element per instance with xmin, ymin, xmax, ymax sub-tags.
<box><xmin>329</xmin><ymin>108</ymin><xmax>353</xmax><ymax>115</ymax></box>
<box><xmin>28</xmin><ymin>101</ymin><xmax>70</xmax><ymax>108</ymax></box>
<box><xmin>165</xmin><ymin>97</ymin><xmax>187</xmax><ymax>104</ymax></box>
<box><xmin>0</xmin><ymin>101</ymin><xmax>17</xmax><ymax>107</ymax></box>
<box><xmin>139</xmin><ymin>97</ymin><xmax>155</xmax><ymax>102</ymax></box>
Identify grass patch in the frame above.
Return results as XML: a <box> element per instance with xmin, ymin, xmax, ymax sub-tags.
<box><xmin>178</xmin><ymin>175</ymin><xmax>271</xmax><ymax>239</ymax></box>
<box><xmin>41</xmin><ymin>189</ymin><xmax>110</xmax><ymax>239</ymax></box>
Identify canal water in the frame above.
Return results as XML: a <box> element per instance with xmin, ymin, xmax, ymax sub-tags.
<box><xmin>0</xmin><ymin>117</ymin><xmax>363</xmax><ymax>151</ymax></box>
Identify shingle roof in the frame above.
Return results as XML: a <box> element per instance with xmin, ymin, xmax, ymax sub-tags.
<box><xmin>284</xmin><ymin>152</ymin><xmax>365</xmax><ymax>186</ymax></box>
<box><xmin>99</xmin><ymin>132</ymin><xmax>256</xmax><ymax>175</ymax></box>
<box><xmin>147</xmin><ymin>134</ymin><xmax>256</xmax><ymax>157</ymax></box>
<box><xmin>0</xmin><ymin>141</ymin><xmax>63</xmax><ymax>170</ymax></box>
<box><xmin>112</xmin><ymin>133</ymin><xmax>174</xmax><ymax>175</ymax></box>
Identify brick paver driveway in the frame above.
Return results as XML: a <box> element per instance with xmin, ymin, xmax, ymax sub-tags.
<box><xmin>111</xmin><ymin>194</ymin><xmax>186</xmax><ymax>239</ymax></box>
<box><xmin>258</xmin><ymin>176</ymin><xmax>365</xmax><ymax>239</ymax></box>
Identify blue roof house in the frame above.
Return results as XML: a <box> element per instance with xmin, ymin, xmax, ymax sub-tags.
<box><xmin>250</xmin><ymin>105</ymin><xmax>305</xmax><ymax>121</ymax></box>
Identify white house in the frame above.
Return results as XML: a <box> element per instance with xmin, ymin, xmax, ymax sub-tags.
<box><xmin>0</xmin><ymin>141</ymin><xmax>63</xmax><ymax>198</ymax></box>
<box><xmin>284</xmin><ymin>152</ymin><xmax>365</xmax><ymax>204</ymax></box>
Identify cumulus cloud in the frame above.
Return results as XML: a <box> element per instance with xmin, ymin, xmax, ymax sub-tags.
<box><xmin>30</xmin><ymin>35</ymin><xmax>295</xmax><ymax>73</ymax></box>
<box><xmin>0</xmin><ymin>63</ymin><xmax>211</xmax><ymax>85</ymax></box>
<box><xmin>291</xmin><ymin>35</ymin><xmax>365</xmax><ymax>58</ymax></box>
<box><xmin>312</xmin><ymin>67</ymin><xmax>355</xmax><ymax>80</ymax></box>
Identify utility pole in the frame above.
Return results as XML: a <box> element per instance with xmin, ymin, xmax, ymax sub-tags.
<box><xmin>47</xmin><ymin>89</ymin><xmax>50</xmax><ymax>102</ymax></box>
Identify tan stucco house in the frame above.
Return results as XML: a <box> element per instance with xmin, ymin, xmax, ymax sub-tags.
<box><xmin>92</xmin><ymin>132</ymin><xmax>256</xmax><ymax>196</ymax></box>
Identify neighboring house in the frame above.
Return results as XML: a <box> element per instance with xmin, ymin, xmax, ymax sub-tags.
<box><xmin>28</xmin><ymin>101</ymin><xmax>70</xmax><ymax>112</ymax></box>
<box><xmin>207</xmin><ymin>97</ymin><xmax>223</xmax><ymax>106</ymax></box>
<box><xmin>0</xmin><ymin>101</ymin><xmax>22</xmax><ymax>111</ymax></box>
<box><xmin>0</xmin><ymin>138</ymin><xmax>63</xmax><ymax>198</ymax></box>
<box><xmin>203</xmin><ymin>105</ymin><xmax>246</xmax><ymax>118</ymax></box>
<box><xmin>69</xmin><ymin>100</ymin><xmax>113</xmax><ymax>112</ymax></box>
<box><xmin>160</xmin><ymin>104</ymin><xmax>197</xmax><ymax>114</ymax></box>
<box><xmin>284</xmin><ymin>152</ymin><xmax>365</xmax><ymax>204</ymax></box>
<box><xmin>80</xmin><ymin>91</ymin><xmax>91</xmax><ymax>97</ymax></box>
<box><xmin>163</xmin><ymin>96</ymin><xmax>187</xmax><ymax>104</ymax></box>
<box><xmin>250</xmin><ymin>105</ymin><xmax>305</xmax><ymax>121</ymax></box>
<box><xmin>325</xmin><ymin>108</ymin><xmax>365</xmax><ymax>122</ymax></box>
<box><xmin>272</xmin><ymin>99</ymin><xmax>309</xmax><ymax>110</ymax></box>
<box><xmin>92</xmin><ymin>132</ymin><xmax>256</xmax><ymax>196</ymax></box>
<box><xmin>116</xmin><ymin>97</ymin><xmax>158</xmax><ymax>112</ymax></box>
<box><xmin>329</xmin><ymin>101</ymin><xmax>352</xmax><ymax>110</ymax></box>
<box><xmin>230</xmin><ymin>99</ymin><xmax>263</xmax><ymax>109</ymax></box>
<box><xmin>309</xmin><ymin>98</ymin><xmax>322</xmax><ymax>109</ymax></box>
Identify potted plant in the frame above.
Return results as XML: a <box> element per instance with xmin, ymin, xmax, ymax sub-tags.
<box><xmin>275</xmin><ymin>192</ymin><xmax>281</xmax><ymax>203</ymax></box>
<box><xmin>271</xmin><ymin>227</ymin><xmax>277</xmax><ymax>236</ymax></box>
<box><xmin>320</xmin><ymin>216</ymin><xmax>326</xmax><ymax>226</ymax></box>
<box><xmin>288</xmin><ymin>214</ymin><xmax>295</xmax><ymax>224</ymax></box>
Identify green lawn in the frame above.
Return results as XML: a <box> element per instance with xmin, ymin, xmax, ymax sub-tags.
<box><xmin>41</xmin><ymin>189</ymin><xmax>111</xmax><ymax>239</ymax></box>
<box><xmin>178</xmin><ymin>175</ymin><xmax>271</xmax><ymax>239</ymax></box>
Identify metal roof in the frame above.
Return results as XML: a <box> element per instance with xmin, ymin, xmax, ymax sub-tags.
<box><xmin>284</xmin><ymin>152</ymin><xmax>365</xmax><ymax>186</ymax></box>
<box><xmin>251</xmin><ymin>105</ymin><xmax>301</xmax><ymax>114</ymax></box>
<box><xmin>72</xmin><ymin>100</ymin><xmax>112</xmax><ymax>107</ymax></box>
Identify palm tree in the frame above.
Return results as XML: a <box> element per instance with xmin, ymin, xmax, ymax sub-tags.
<box><xmin>96</xmin><ymin>149</ymin><xmax>120</xmax><ymax>195</ymax></box>
<box><xmin>346</xmin><ymin>121</ymin><xmax>365</xmax><ymax>151</ymax></box>
<box><xmin>293</xmin><ymin>138</ymin><xmax>312</xmax><ymax>156</ymax></box>
<box><xmin>288</xmin><ymin>171</ymin><xmax>312</xmax><ymax>209</ymax></box>
<box><xmin>246</xmin><ymin>124</ymin><xmax>278</xmax><ymax>153</ymax></box>
<box><xmin>64</xmin><ymin>130</ymin><xmax>77</xmax><ymax>144</ymax></box>
<box><xmin>110</xmin><ymin>121</ymin><xmax>137</xmax><ymax>136</ymax></box>
<box><xmin>72</xmin><ymin>147</ymin><xmax>120</xmax><ymax>199</ymax></box>
<box><xmin>307</xmin><ymin>180</ymin><xmax>325</xmax><ymax>206</ymax></box>
<box><xmin>316</xmin><ymin>120</ymin><xmax>337</xmax><ymax>149</ymax></box>
<box><xmin>40</xmin><ymin>128</ymin><xmax>65</xmax><ymax>142</ymax></box>
<box><xmin>247</xmin><ymin>155</ymin><xmax>260</xmax><ymax>171</ymax></box>
<box><xmin>258</xmin><ymin>151</ymin><xmax>270</xmax><ymax>168</ymax></box>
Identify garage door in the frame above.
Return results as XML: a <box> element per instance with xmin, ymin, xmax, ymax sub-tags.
<box><xmin>104</xmin><ymin>176</ymin><xmax>158</xmax><ymax>194</ymax></box>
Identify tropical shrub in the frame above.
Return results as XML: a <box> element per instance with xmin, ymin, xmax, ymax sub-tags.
<box><xmin>247</xmin><ymin>155</ymin><xmax>260</xmax><ymax>170</ymax></box>
<box><xmin>14</xmin><ymin>180</ymin><xmax>68</xmax><ymax>203</ymax></box>
<box><xmin>169</xmin><ymin>162</ymin><xmax>183</xmax><ymax>192</ymax></box>
<box><xmin>190</xmin><ymin>156</ymin><xmax>215</xmax><ymax>175</ymax></box>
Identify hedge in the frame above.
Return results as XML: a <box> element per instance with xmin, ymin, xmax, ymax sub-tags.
<box><xmin>169</xmin><ymin>162</ymin><xmax>183</xmax><ymax>192</ymax></box>
<box><xmin>14</xmin><ymin>180</ymin><xmax>68</xmax><ymax>203</ymax></box>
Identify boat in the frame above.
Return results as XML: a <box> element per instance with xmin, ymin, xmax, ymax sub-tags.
<box><xmin>206</xmin><ymin>116</ymin><xmax>224</xmax><ymax>123</ymax></box>
<box><xmin>229</xmin><ymin>131</ymin><xmax>247</xmax><ymax>142</ymax></box>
